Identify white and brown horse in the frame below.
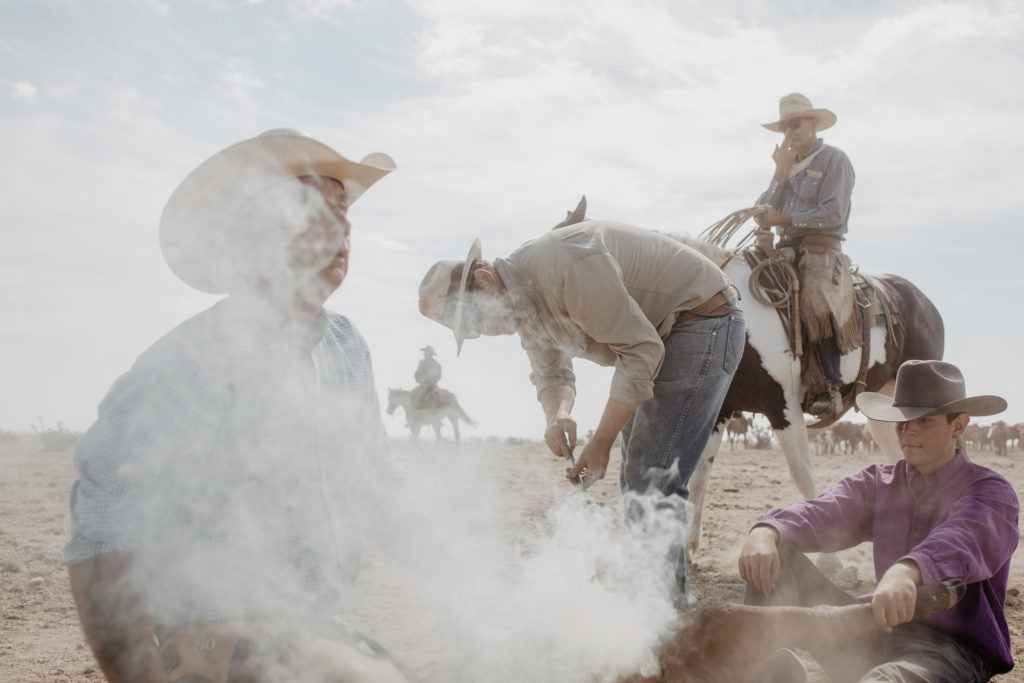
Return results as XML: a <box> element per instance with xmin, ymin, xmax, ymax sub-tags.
<box><xmin>682</xmin><ymin>235</ymin><xmax>943</xmax><ymax>551</ymax></box>
<box><xmin>386</xmin><ymin>387</ymin><xmax>476</xmax><ymax>446</ymax></box>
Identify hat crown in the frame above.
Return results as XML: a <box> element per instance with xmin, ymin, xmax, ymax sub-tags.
<box><xmin>778</xmin><ymin>93</ymin><xmax>815</xmax><ymax>119</ymax></box>
<box><xmin>892</xmin><ymin>360</ymin><xmax>966</xmax><ymax>409</ymax></box>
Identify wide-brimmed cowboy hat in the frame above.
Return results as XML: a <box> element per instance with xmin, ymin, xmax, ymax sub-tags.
<box><xmin>762</xmin><ymin>93</ymin><xmax>837</xmax><ymax>133</ymax></box>
<box><xmin>418</xmin><ymin>238</ymin><xmax>482</xmax><ymax>355</ymax></box>
<box><xmin>420</xmin><ymin>345</ymin><xmax>436</xmax><ymax>356</ymax></box>
<box><xmin>856</xmin><ymin>360</ymin><xmax>1006</xmax><ymax>422</ymax></box>
<box><xmin>159</xmin><ymin>128</ymin><xmax>395</xmax><ymax>293</ymax></box>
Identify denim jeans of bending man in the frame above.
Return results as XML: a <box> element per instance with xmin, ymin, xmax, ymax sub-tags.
<box><xmin>619</xmin><ymin>310</ymin><xmax>745</xmax><ymax>601</ymax></box>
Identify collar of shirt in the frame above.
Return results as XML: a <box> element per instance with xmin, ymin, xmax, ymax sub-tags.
<box><xmin>227</xmin><ymin>288</ymin><xmax>330</xmax><ymax>354</ymax></box>
<box><xmin>493</xmin><ymin>257</ymin><xmax>543</xmax><ymax>334</ymax></box>
<box><xmin>904</xmin><ymin>448</ymin><xmax>970</xmax><ymax>493</ymax></box>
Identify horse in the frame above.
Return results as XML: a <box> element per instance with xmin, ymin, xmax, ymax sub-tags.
<box><xmin>725</xmin><ymin>413</ymin><xmax>750</xmax><ymax>450</ymax></box>
<box><xmin>386</xmin><ymin>387</ymin><xmax>476</xmax><ymax>446</ymax></box>
<box><xmin>682</xmin><ymin>234</ymin><xmax>944</xmax><ymax>552</ymax></box>
<box><xmin>551</xmin><ymin>197</ymin><xmax>945</xmax><ymax>553</ymax></box>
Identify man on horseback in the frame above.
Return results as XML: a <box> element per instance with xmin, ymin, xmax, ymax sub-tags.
<box><xmin>754</xmin><ymin>93</ymin><xmax>856</xmax><ymax>417</ymax></box>
<box><xmin>411</xmin><ymin>345</ymin><xmax>442</xmax><ymax>410</ymax></box>
<box><xmin>418</xmin><ymin>221</ymin><xmax>745</xmax><ymax>605</ymax></box>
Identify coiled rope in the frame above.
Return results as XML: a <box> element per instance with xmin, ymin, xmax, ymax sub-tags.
<box><xmin>698</xmin><ymin>206</ymin><xmax>768</xmax><ymax>250</ymax></box>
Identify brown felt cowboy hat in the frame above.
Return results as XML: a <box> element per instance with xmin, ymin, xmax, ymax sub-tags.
<box><xmin>762</xmin><ymin>93</ymin><xmax>837</xmax><ymax>133</ymax></box>
<box><xmin>856</xmin><ymin>360</ymin><xmax>1006</xmax><ymax>422</ymax></box>
<box><xmin>160</xmin><ymin>128</ymin><xmax>395</xmax><ymax>293</ymax></box>
<box><xmin>418</xmin><ymin>238</ymin><xmax>483</xmax><ymax>356</ymax></box>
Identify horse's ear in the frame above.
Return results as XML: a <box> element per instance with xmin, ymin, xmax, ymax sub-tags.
<box><xmin>552</xmin><ymin>195</ymin><xmax>587</xmax><ymax>230</ymax></box>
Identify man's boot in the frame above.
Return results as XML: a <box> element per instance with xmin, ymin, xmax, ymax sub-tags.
<box><xmin>809</xmin><ymin>381</ymin><xmax>843</xmax><ymax>417</ymax></box>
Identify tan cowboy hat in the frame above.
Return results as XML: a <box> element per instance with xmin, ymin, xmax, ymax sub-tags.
<box><xmin>159</xmin><ymin>128</ymin><xmax>396</xmax><ymax>293</ymax></box>
<box><xmin>762</xmin><ymin>93</ymin><xmax>837</xmax><ymax>133</ymax></box>
<box><xmin>856</xmin><ymin>360</ymin><xmax>1006</xmax><ymax>422</ymax></box>
<box><xmin>418</xmin><ymin>238</ymin><xmax>482</xmax><ymax>356</ymax></box>
<box><xmin>420</xmin><ymin>345</ymin><xmax>436</xmax><ymax>356</ymax></box>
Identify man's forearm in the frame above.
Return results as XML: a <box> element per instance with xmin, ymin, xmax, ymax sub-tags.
<box><xmin>69</xmin><ymin>552</ymin><xmax>166</xmax><ymax>683</ymax></box>
<box><xmin>539</xmin><ymin>385</ymin><xmax>575</xmax><ymax>423</ymax></box>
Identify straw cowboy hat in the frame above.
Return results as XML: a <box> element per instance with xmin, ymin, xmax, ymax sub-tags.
<box><xmin>856</xmin><ymin>360</ymin><xmax>1006</xmax><ymax>422</ymax></box>
<box><xmin>418</xmin><ymin>238</ymin><xmax>482</xmax><ymax>355</ymax></box>
<box><xmin>159</xmin><ymin>128</ymin><xmax>395</xmax><ymax>293</ymax></box>
<box><xmin>762</xmin><ymin>93</ymin><xmax>837</xmax><ymax>133</ymax></box>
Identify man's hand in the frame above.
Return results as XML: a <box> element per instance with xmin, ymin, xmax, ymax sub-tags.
<box><xmin>737</xmin><ymin>525</ymin><xmax>781</xmax><ymax>596</ymax></box>
<box><xmin>757</xmin><ymin>206</ymin><xmax>791</xmax><ymax>228</ymax></box>
<box><xmin>544</xmin><ymin>413</ymin><xmax>578</xmax><ymax>459</ymax></box>
<box><xmin>872</xmin><ymin>561</ymin><xmax>921</xmax><ymax>633</ymax></box>
<box><xmin>772</xmin><ymin>142</ymin><xmax>797</xmax><ymax>180</ymax></box>
<box><xmin>566</xmin><ymin>437</ymin><xmax>611</xmax><ymax>489</ymax></box>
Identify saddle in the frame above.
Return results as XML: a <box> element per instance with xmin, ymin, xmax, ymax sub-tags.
<box><xmin>743</xmin><ymin>245</ymin><xmax>904</xmax><ymax>427</ymax></box>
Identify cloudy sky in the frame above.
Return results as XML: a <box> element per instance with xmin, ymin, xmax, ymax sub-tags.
<box><xmin>3</xmin><ymin>0</ymin><xmax>1023</xmax><ymax>440</ymax></box>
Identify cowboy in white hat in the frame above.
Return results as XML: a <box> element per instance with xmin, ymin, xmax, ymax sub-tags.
<box><xmin>419</xmin><ymin>220</ymin><xmax>746</xmax><ymax>605</ymax></box>
<box><xmin>754</xmin><ymin>93</ymin><xmax>857</xmax><ymax>418</ymax></box>
<box><xmin>66</xmin><ymin>130</ymin><xmax>423</xmax><ymax>682</ymax></box>
<box><xmin>738</xmin><ymin>359</ymin><xmax>1018</xmax><ymax>681</ymax></box>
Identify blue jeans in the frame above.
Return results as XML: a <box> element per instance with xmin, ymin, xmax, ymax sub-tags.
<box><xmin>619</xmin><ymin>309</ymin><xmax>744</xmax><ymax>602</ymax></box>
<box><xmin>619</xmin><ymin>310</ymin><xmax>745</xmax><ymax>499</ymax></box>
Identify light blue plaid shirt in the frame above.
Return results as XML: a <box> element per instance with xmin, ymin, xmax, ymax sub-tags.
<box><xmin>65</xmin><ymin>291</ymin><xmax>406</xmax><ymax>624</ymax></box>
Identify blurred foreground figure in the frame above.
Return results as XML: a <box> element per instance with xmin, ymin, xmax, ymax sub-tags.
<box><xmin>754</xmin><ymin>93</ymin><xmax>856</xmax><ymax>418</ymax></box>
<box><xmin>738</xmin><ymin>360</ymin><xmax>1018</xmax><ymax>681</ymax></box>
<box><xmin>65</xmin><ymin>130</ymin><xmax>421</xmax><ymax>682</ymax></box>
<box><xmin>419</xmin><ymin>221</ymin><xmax>745</xmax><ymax>603</ymax></box>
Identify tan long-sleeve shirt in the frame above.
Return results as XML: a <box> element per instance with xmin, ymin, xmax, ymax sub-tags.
<box><xmin>493</xmin><ymin>220</ymin><xmax>730</xmax><ymax>405</ymax></box>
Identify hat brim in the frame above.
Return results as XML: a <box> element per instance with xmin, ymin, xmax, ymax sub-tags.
<box><xmin>452</xmin><ymin>238</ymin><xmax>483</xmax><ymax>355</ymax></box>
<box><xmin>856</xmin><ymin>392</ymin><xmax>1007</xmax><ymax>422</ymax></box>
<box><xmin>762</xmin><ymin>109</ymin><xmax>837</xmax><ymax>133</ymax></box>
<box><xmin>159</xmin><ymin>132</ymin><xmax>395</xmax><ymax>293</ymax></box>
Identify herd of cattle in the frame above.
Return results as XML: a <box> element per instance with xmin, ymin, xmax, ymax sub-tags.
<box><xmin>724</xmin><ymin>414</ymin><xmax>1024</xmax><ymax>456</ymax></box>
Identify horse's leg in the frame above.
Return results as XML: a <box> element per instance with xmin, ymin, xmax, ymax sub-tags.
<box><xmin>450</xmin><ymin>415</ymin><xmax>460</xmax><ymax>446</ymax></box>
<box><xmin>865</xmin><ymin>378</ymin><xmax>901</xmax><ymax>462</ymax></box>
<box><xmin>687</xmin><ymin>427</ymin><xmax>725</xmax><ymax>554</ymax></box>
<box><xmin>775</xmin><ymin>407</ymin><xmax>842</xmax><ymax>572</ymax></box>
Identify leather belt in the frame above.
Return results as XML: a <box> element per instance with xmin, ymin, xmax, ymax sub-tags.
<box><xmin>676</xmin><ymin>288</ymin><xmax>738</xmax><ymax>323</ymax></box>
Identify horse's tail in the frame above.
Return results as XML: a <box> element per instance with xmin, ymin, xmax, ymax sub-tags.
<box><xmin>457</xmin><ymin>404</ymin><xmax>477</xmax><ymax>426</ymax></box>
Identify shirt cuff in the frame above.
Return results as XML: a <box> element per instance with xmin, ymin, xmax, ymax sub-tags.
<box><xmin>609</xmin><ymin>372</ymin><xmax>654</xmax><ymax>406</ymax></box>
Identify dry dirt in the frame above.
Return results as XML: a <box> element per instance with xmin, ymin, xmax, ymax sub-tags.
<box><xmin>3</xmin><ymin>433</ymin><xmax>1023</xmax><ymax>682</ymax></box>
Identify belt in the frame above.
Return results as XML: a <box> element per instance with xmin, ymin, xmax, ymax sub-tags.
<box><xmin>778</xmin><ymin>233</ymin><xmax>843</xmax><ymax>250</ymax></box>
<box><xmin>677</xmin><ymin>288</ymin><xmax>738</xmax><ymax>323</ymax></box>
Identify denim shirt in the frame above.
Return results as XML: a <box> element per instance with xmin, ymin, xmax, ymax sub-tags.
<box><xmin>760</xmin><ymin>451</ymin><xmax>1019</xmax><ymax>673</ymax></box>
<box><xmin>756</xmin><ymin>139</ymin><xmax>855</xmax><ymax>239</ymax></box>
<box><xmin>65</xmin><ymin>292</ymin><xmax>405</xmax><ymax>624</ymax></box>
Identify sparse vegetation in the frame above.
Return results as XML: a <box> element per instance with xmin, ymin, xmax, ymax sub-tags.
<box><xmin>31</xmin><ymin>418</ymin><xmax>82</xmax><ymax>452</ymax></box>
<box><xmin>0</xmin><ymin>428</ymin><xmax>17</xmax><ymax>443</ymax></box>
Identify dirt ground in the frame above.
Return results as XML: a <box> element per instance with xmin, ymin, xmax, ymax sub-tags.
<box><xmin>2</xmin><ymin>433</ymin><xmax>1023</xmax><ymax>682</ymax></box>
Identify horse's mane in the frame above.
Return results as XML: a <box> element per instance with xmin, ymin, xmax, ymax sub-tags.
<box><xmin>552</xmin><ymin>196</ymin><xmax>737</xmax><ymax>266</ymax></box>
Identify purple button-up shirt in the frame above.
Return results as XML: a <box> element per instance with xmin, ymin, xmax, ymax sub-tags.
<box><xmin>760</xmin><ymin>451</ymin><xmax>1019</xmax><ymax>673</ymax></box>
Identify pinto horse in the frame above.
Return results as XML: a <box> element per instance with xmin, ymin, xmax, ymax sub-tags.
<box><xmin>386</xmin><ymin>387</ymin><xmax>476</xmax><ymax>446</ymax></box>
<box><xmin>677</xmin><ymin>235</ymin><xmax>944</xmax><ymax>551</ymax></box>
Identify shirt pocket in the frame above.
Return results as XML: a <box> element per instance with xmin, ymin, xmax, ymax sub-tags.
<box><xmin>791</xmin><ymin>173</ymin><xmax>823</xmax><ymax>202</ymax></box>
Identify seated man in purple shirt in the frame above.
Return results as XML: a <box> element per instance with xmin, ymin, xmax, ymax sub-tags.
<box><xmin>737</xmin><ymin>360</ymin><xmax>1019</xmax><ymax>682</ymax></box>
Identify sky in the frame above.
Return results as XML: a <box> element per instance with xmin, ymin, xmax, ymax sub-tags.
<box><xmin>3</xmin><ymin>0</ymin><xmax>1024</xmax><ymax>440</ymax></box>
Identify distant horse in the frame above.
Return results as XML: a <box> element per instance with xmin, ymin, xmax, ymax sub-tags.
<box><xmin>725</xmin><ymin>414</ymin><xmax>750</xmax><ymax>450</ymax></box>
<box><xmin>550</xmin><ymin>198</ymin><xmax>944</xmax><ymax>553</ymax></box>
<box><xmin>386</xmin><ymin>387</ymin><xmax>476</xmax><ymax>446</ymax></box>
